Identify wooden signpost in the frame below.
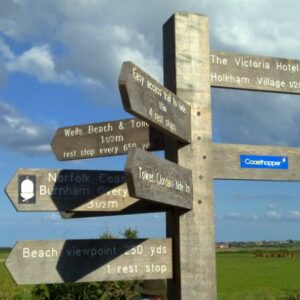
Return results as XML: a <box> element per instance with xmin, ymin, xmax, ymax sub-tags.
<box><xmin>5</xmin><ymin>10</ymin><xmax>300</xmax><ymax>300</ymax></box>
<box><xmin>163</xmin><ymin>13</ymin><xmax>216</xmax><ymax>300</ymax></box>
<box><xmin>125</xmin><ymin>148</ymin><xmax>193</xmax><ymax>209</ymax></box>
<box><xmin>162</xmin><ymin>12</ymin><xmax>300</xmax><ymax>300</ymax></box>
<box><xmin>6</xmin><ymin>239</ymin><xmax>172</xmax><ymax>284</ymax></box>
<box><xmin>51</xmin><ymin>118</ymin><xmax>164</xmax><ymax>161</ymax></box>
<box><xmin>119</xmin><ymin>61</ymin><xmax>191</xmax><ymax>143</ymax></box>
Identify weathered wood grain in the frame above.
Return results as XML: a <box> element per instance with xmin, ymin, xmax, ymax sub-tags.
<box><xmin>119</xmin><ymin>61</ymin><xmax>191</xmax><ymax>143</ymax></box>
<box><xmin>5</xmin><ymin>169</ymin><xmax>141</xmax><ymax>212</ymax></box>
<box><xmin>164</xmin><ymin>13</ymin><xmax>217</xmax><ymax>300</ymax></box>
<box><xmin>211</xmin><ymin>50</ymin><xmax>300</xmax><ymax>93</ymax></box>
<box><xmin>212</xmin><ymin>143</ymin><xmax>300</xmax><ymax>181</ymax></box>
<box><xmin>59</xmin><ymin>203</ymin><xmax>166</xmax><ymax>219</ymax></box>
<box><xmin>5</xmin><ymin>239</ymin><xmax>172</xmax><ymax>284</ymax></box>
<box><xmin>125</xmin><ymin>148</ymin><xmax>193</xmax><ymax>209</ymax></box>
<box><xmin>51</xmin><ymin>118</ymin><xmax>164</xmax><ymax>161</ymax></box>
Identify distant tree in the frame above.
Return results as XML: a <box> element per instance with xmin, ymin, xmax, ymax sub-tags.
<box><xmin>121</xmin><ymin>227</ymin><xmax>138</xmax><ymax>239</ymax></box>
<box><xmin>100</xmin><ymin>230</ymin><xmax>115</xmax><ymax>239</ymax></box>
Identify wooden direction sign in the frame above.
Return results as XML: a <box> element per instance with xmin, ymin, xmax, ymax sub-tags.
<box><xmin>211</xmin><ymin>50</ymin><xmax>300</xmax><ymax>93</ymax></box>
<box><xmin>125</xmin><ymin>148</ymin><xmax>193</xmax><ymax>209</ymax></box>
<box><xmin>212</xmin><ymin>143</ymin><xmax>300</xmax><ymax>181</ymax></box>
<box><xmin>119</xmin><ymin>61</ymin><xmax>191</xmax><ymax>143</ymax></box>
<box><xmin>6</xmin><ymin>238</ymin><xmax>172</xmax><ymax>284</ymax></box>
<box><xmin>5</xmin><ymin>169</ymin><xmax>141</xmax><ymax>212</ymax></box>
<box><xmin>51</xmin><ymin>118</ymin><xmax>164</xmax><ymax>161</ymax></box>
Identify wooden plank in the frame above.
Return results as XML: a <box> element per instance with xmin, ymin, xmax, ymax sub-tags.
<box><xmin>212</xmin><ymin>143</ymin><xmax>300</xmax><ymax>181</ymax></box>
<box><xmin>119</xmin><ymin>61</ymin><xmax>191</xmax><ymax>143</ymax></box>
<box><xmin>164</xmin><ymin>12</ymin><xmax>217</xmax><ymax>300</ymax></box>
<box><xmin>5</xmin><ymin>239</ymin><xmax>172</xmax><ymax>284</ymax></box>
<box><xmin>51</xmin><ymin>118</ymin><xmax>164</xmax><ymax>161</ymax></box>
<box><xmin>125</xmin><ymin>148</ymin><xmax>193</xmax><ymax>209</ymax></box>
<box><xmin>59</xmin><ymin>204</ymin><xmax>166</xmax><ymax>219</ymax></box>
<box><xmin>5</xmin><ymin>169</ymin><xmax>142</xmax><ymax>212</ymax></box>
<box><xmin>211</xmin><ymin>50</ymin><xmax>300</xmax><ymax>93</ymax></box>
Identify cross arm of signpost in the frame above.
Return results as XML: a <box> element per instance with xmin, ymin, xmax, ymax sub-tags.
<box><xmin>6</xmin><ymin>239</ymin><xmax>173</xmax><ymax>285</ymax></box>
<box><xmin>212</xmin><ymin>143</ymin><xmax>300</xmax><ymax>181</ymax></box>
<box><xmin>5</xmin><ymin>168</ymin><xmax>174</xmax><ymax>214</ymax></box>
<box><xmin>118</xmin><ymin>61</ymin><xmax>192</xmax><ymax>143</ymax></box>
<box><xmin>125</xmin><ymin>148</ymin><xmax>193</xmax><ymax>210</ymax></box>
<box><xmin>210</xmin><ymin>50</ymin><xmax>300</xmax><ymax>94</ymax></box>
<box><xmin>51</xmin><ymin>118</ymin><xmax>164</xmax><ymax>161</ymax></box>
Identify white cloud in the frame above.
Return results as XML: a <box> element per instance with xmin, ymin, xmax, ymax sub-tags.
<box><xmin>0</xmin><ymin>59</ymin><xmax>7</xmax><ymax>85</ymax></box>
<box><xmin>287</xmin><ymin>210</ymin><xmax>300</xmax><ymax>221</ymax></box>
<box><xmin>267</xmin><ymin>203</ymin><xmax>275</xmax><ymax>210</ymax></box>
<box><xmin>206</xmin><ymin>1</ymin><xmax>300</xmax><ymax>57</ymax></box>
<box><xmin>43</xmin><ymin>212</ymin><xmax>61</xmax><ymax>222</ymax></box>
<box><xmin>0</xmin><ymin>100</ymin><xmax>53</xmax><ymax>155</ymax></box>
<box><xmin>1</xmin><ymin>1</ymin><xmax>300</xmax><ymax>90</ymax></box>
<box><xmin>216</xmin><ymin>213</ymin><xmax>259</xmax><ymax>221</ymax></box>
<box><xmin>6</xmin><ymin>44</ymin><xmax>77</xmax><ymax>85</ymax></box>
<box><xmin>265</xmin><ymin>210</ymin><xmax>281</xmax><ymax>221</ymax></box>
<box><xmin>4</xmin><ymin>43</ymin><xmax>105</xmax><ymax>97</ymax></box>
<box><xmin>0</xmin><ymin>0</ymin><xmax>173</xmax><ymax>102</ymax></box>
<box><xmin>233</xmin><ymin>194</ymin><xmax>295</xmax><ymax>201</ymax></box>
<box><xmin>263</xmin><ymin>207</ymin><xmax>300</xmax><ymax>222</ymax></box>
<box><xmin>213</xmin><ymin>89</ymin><xmax>300</xmax><ymax>147</ymax></box>
<box><xmin>0</xmin><ymin>37</ymin><xmax>14</xmax><ymax>60</ymax></box>
<box><xmin>116</xmin><ymin>46</ymin><xmax>162</xmax><ymax>82</ymax></box>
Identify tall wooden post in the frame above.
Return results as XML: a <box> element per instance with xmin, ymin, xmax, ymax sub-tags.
<box><xmin>163</xmin><ymin>12</ymin><xmax>217</xmax><ymax>299</ymax></box>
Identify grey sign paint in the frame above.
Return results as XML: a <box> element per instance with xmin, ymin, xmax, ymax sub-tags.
<box><xmin>5</xmin><ymin>239</ymin><xmax>172</xmax><ymax>284</ymax></box>
<box><xmin>51</xmin><ymin>118</ymin><xmax>164</xmax><ymax>161</ymax></box>
<box><xmin>211</xmin><ymin>50</ymin><xmax>300</xmax><ymax>93</ymax></box>
<box><xmin>119</xmin><ymin>61</ymin><xmax>191</xmax><ymax>143</ymax></box>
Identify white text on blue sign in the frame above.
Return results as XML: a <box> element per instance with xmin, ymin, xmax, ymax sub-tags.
<box><xmin>240</xmin><ymin>155</ymin><xmax>289</xmax><ymax>170</ymax></box>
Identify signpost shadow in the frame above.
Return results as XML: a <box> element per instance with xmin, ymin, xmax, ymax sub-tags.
<box><xmin>60</xmin><ymin>200</ymin><xmax>168</xmax><ymax>219</ymax></box>
<box><xmin>50</xmin><ymin>170</ymin><xmax>134</xmax><ymax>212</ymax></box>
<box><xmin>56</xmin><ymin>239</ymin><xmax>146</xmax><ymax>282</ymax></box>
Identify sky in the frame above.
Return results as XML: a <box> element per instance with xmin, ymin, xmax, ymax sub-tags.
<box><xmin>1</xmin><ymin>0</ymin><xmax>300</xmax><ymax>246</ymax></box>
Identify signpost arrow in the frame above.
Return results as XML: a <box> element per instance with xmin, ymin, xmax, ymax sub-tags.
<box><xmin>119</xmin><ymin>61</ymin><xmax>191</xmax><ymax>143</ymax></box>
<box><xmin>125</xmin><ymin>148</ymin><xmax>193</xmax><ymax>209</ymax></box>
<box><xmin>211</xmin><ymin>50</ymin><xmax>300</xmax><ymax>94</ymax></box>
<box><xmin>51</xmin><ymin>118</ymin><xmax>164</xmax><ymax>161</ymax></box>
<box><xmin>212</xmin><ymin>143</ymin><xmax>300</xmax><ymax>181</ymax></box>
<box><xmin>5</xmin><ymin>169</ymin><xmax>141</xmax><ymax>212</ymax></box>
<box><xmin>5</xmin><ymin>238</ymin><xmax>172</xmax><ymax>284</ymax></box>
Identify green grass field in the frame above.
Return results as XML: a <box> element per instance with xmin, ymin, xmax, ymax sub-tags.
<box><xmin>0</xmin><ymin>263</ymin><xmax>32</xmax><ymax>299</ymax></box>
<box><xmin>216</xmin><ymin>250</ymin><xmax>300</xmax><ymax>300</ymax></box>
<box><xmin>0</xmin><ymin>249</ymin><xmax>33</xmax><ymax>300</ymax></box>
<box><xmin>1</xmin><ymin>249</ymin><xmax>300</xmax><ymax>299</ymax></box>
